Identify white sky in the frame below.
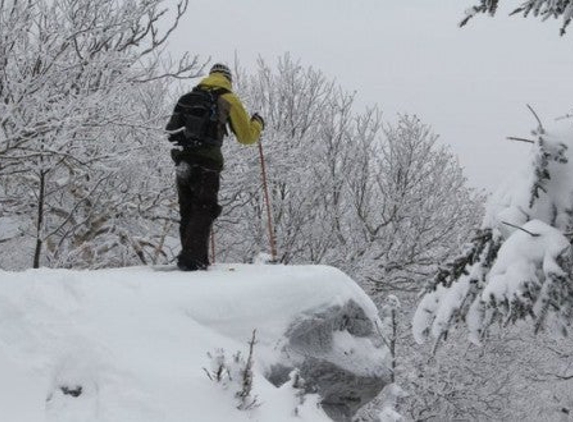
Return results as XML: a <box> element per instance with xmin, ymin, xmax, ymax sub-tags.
<box><xmin>166</xmin><ymin>0</ymin><xmax>573</xmax><ymax>190</ymax></box>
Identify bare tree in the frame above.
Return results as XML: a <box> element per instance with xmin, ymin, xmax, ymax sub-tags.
<box><xmin>345</xmin><ymin>115</ymin><xmax>484</xmax><ymax>294</ymax></box>
<box><xmin>0</xmin><ymin>0</ymin><xmax>203</xmax><ymax>268</ymax></box>
<box><xmin>217</xmin><ymin>54</ymin><xmax>350</xmax><ymax>264</ymax></box>
<box><xmin>215</xmin><ymin>56</ymin><xmax>481</xmax><ymax>299</ymax></box>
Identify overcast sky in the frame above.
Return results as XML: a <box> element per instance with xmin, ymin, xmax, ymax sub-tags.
<box><xmin>166</xmin><ymin>0</ymin><xmax>573</xmax><ymax>190</ymax></box>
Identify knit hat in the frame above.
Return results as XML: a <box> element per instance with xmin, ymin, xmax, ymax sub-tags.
<box><xmin>209</xmin><ymin>63</ymin><xmax>232</xmax><ymax>82</ymax></box>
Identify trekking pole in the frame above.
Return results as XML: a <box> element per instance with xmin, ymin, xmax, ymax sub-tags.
<box><xmin>210</xmin><ymin>227</ymin><xmax>216</xmax><ymax>264</ymax></box>
<box><xmin>258</xmin><ymin>139</ymin><xmax>278</xmax><ymax>262</ymax></box>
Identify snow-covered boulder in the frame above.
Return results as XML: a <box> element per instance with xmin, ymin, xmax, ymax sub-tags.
<box><xmin>0</xmin><ymin>264</ymin><xmax>390</xmax><ymax>422</ymax></box>
<box><xmin>272</xmin><ymin>299</ymin><xmax>389</xmax><ymax>421</ymax></box>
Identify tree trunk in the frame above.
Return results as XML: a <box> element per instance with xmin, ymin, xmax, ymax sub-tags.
<box><xmin>33</xmin><ymin>171</ymin><xmax>46</xmax><ymax>269</ymax></box>
<box><xmin>390</xmin><ymin>308</ymin><xmax>397</xmax><ymax>383</ymax></box>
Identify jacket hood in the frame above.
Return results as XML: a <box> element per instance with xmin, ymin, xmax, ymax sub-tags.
<box><xmin>199</xmin><ymin>73</ymin><xmax>232</xmax><ymax>91</ymax></box>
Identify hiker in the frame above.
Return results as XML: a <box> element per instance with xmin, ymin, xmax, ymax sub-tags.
<box><xmin>165</xmin><ymin>63</ymin><xmax>264</xmax><ymax>271</ymax></box>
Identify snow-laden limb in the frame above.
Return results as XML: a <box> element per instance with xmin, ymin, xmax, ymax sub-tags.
<box><xmin>415</xmin><ymin>122</ymin><xmax>573</xmax><ymax>346</ymax></box>
<box><xmin>460</xmin><ymin>4</ymin><xmax>498</xmax><ymax>28</ymax></box>
<box><xmin>460</xmin><ymin>0</ymin><xmax>573</xmax><ymax>35</ymax></box>
<box><xmin>413</xmin><ymin>230</ymin><xmax>500</xmax><ymax>345</ymax></box>
<box><xmin>480</xmin><ymin>220</ymin><xmax>573</xmax><ymax>332</ymax></box>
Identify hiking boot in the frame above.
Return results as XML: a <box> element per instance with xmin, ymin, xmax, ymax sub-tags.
<box><xmin>176</xmin><ymin>256</ymin><xmax>207</xmax><ymax>272</ymax></box>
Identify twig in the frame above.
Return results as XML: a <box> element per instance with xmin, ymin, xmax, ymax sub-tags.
<box><xmin>236</xmin><ymin>329</ymin><xmax>259</xmax><ymax>410</ymax></box>
<box><xmin>507</xmin><ymin>136</ymin><xmax>535</xmax><ymax>144</ymax></box>
<box><xmin>556</xmin><ymin>113</ymin><xmax>573</xmax><ymax>122</ymax></box>
<box><xmin>534</xmin><ymin>371</ymin><xmax>573</xmax><ymax>381</ymax></box>
<box><xmin>501</xmin><ymin>221</ymin><xmax>540</xmax><ymax>237</ymax></box>
<box><xmin>527</xmin><ymin>104</ymin><xmax>545</xmax><ymax>134</ymax></box>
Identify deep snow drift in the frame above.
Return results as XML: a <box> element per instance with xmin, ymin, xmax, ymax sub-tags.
<box><xmin>0</xmin><ymin>264</ymin><xmax>389</xmax><ymax>422</ymax></box>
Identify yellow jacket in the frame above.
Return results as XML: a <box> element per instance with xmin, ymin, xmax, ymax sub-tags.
<box><xmin>167</xmin><ymin>73</ymin><xmax>262</xmax><ymax>170</ymax></box>
<box><xmin>198</xmin><ymin>73</ymin><xmax>262</xmax><ymax>145</ymax></box>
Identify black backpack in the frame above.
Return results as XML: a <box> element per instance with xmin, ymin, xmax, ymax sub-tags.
<box><xmin>174</xmin><ymin>86</ymin><xmax>229</xmax><ymax>147</ymax></box>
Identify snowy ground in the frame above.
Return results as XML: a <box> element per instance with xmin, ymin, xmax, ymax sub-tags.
<box><xmin>0</xmin><ymin>263</ymin><xmax>383</xmax><ymax>422</ymax></box>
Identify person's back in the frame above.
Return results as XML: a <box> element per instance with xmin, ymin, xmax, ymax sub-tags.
<box><xmin>165</xmin><ymin>63</ymin><xmax>264</xmax><ymax>271</ymax></box>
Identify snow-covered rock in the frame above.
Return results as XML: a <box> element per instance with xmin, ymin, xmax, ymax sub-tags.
<box><xmin>277</xmin><ymin>299</ymin><xmax>389</xmax><ymax>421</ymax></box>
<box><xmin>0</xmin><ymin>264</ymin><xmax>389</xmax><ymax>422</ymax></box>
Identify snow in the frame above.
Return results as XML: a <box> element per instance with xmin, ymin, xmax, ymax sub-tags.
<box><xmin>0</xmin><ymin>263</ymin><xmax>382</xmax><ymax>421</ymax></box>
<box><xmin>482</xmin><ymin>220</ymin><xmax>570</xmax><ymax>303</ymax></box>
<box><xmin>412</xmin><ymin>286</ymin><xmax>444</xmax><ymax>345</ymax></box>
<box><xmin>483</xmin><ymin>121</ymin><xmax>573</xmax><ymax>236</ymax></box>
<box><xmin>414</xmin><ymin>121</ymin><xmax>573</xmax><ymax>344</ymax></box>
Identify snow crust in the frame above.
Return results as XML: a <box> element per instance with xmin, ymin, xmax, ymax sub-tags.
<box><xmin>0</xmin><ymin>264</ymin><xmax>382</xmax><ymax>421</ymax></box>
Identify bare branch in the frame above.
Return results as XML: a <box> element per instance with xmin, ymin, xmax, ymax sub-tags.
<box><xmin>501</xmin><ymin>221</ymin><xmax>540</xmax><ymax>237</ymax></box>
<box><xmin>527</xmin><ymin>104</ymin><xmax>545</xmax><ymax>133</ymax></box>
<box><xmin>507</xmin><ymin>136</ymin><xmax>535</xmax><ymax>144</ymax></box>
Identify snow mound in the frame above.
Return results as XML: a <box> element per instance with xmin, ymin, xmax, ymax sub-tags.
<box><xmin>0</xmin><ymin>264</ymin><xmax>389</xmax><ymax>422</ymax></box>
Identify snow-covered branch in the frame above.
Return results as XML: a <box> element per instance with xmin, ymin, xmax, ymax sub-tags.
<box><xmin>461</xmin><ymin>0</ymin><xmax>573</xmax><ymax>35</ymax></box>
<box><xmin>415</xmin><ymin>121</ymin><xmax>573</xmax><ymax>346</ymax></box>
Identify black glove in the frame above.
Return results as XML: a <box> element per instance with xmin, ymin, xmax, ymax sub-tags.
<box><xmin>252</xmin><ymin>113</ymin><xmax>265</xmax><ymax>130</ymax></box>
<box><xmin>167</xmin><ymin>128</ymin><xmax>186</xmax><ymax>145</ymax></box>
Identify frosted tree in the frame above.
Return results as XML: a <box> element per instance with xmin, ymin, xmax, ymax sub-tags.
<box><xmin>461</xmin><ymin>0</ymin><xmax>573</xmax><ymax>34</ymax></box>
<box><xmin>414</xmin><ymin>114</ymin><xmax>573</xmax><ymax>347</ymax></box>
<box><xmin>214</xmin><ymin>55</ymin><xmax>481</xmax><ymax>299</ymax></box>
<box><xmin>42</xmin><ymin>79</ymin><xmax>181</xmax><ymax>269</ymax></box>
<box><xmin>345</xmin><ymin>115</ymin><xmax>483</xmax><ymax>294</ymax></box>
<box><xmin>0</xmin><ymin>0</ymin><xmax>202</xmax><ymax>268</ymax></box>
<box><xmin>216</xmin><ymin>54</ymin><xmax>356</xmax><ymax>265</ymax></box>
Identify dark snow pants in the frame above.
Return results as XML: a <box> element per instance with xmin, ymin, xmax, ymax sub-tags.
<box><xmin>175</xmin><ymin>161</ymin><xmax>222</xmax><ymax>269</ymax></box>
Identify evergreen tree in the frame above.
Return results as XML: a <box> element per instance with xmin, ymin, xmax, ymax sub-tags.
<box><xmin>414</xmin><ymin>117</ymin><xmax>573</xmax><ymax>346</ymax></box>
<box><xmin>461</xmin><ymin>0</ymin><xmax>573</xmax><ymax>35</ymax></box>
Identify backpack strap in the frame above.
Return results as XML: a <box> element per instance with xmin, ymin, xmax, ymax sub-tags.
<box><xmin>195</xmin><ymin>85</ymin><xmax>230</xmax><ymax>96</ymax></box>
<box><xmin>198</xmin><ymin>86</ymin><xmax>231</xmax><ymax>139</ymax></box>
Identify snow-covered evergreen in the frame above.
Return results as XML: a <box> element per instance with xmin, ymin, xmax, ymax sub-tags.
<box><xmin>415</xmin><ymin>120</ymin><xmax>573</xmax><ymax>346</ymax></box>
<box><xmin>461</xmin><ymin>0</ymin><xmax>573</xmax><ymax>35</ymax></box>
